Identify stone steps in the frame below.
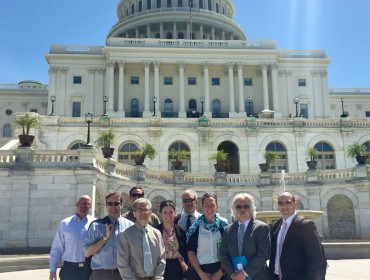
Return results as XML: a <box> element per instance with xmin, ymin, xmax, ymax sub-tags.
<box><xmin>0</xmin><ymin>255</ymin><xmax>49</xmax><ymax>273</ymax></box>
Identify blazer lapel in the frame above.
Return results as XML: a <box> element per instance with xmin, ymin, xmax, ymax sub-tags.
<box><xmin>230</xmin><ymin>222</ymin><xmax>240</xmax><ymax>255</ymax></box>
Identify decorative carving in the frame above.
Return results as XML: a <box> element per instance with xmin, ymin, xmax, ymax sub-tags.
<box><xmin>178</xmin><ymin>61</ymin><xmax>185</xmax><ymax>68</ymax></box>
<box><xmin>107</xmin><ymin>60</ymin><xmax>115</xmax><ymax>67</ymax></box>
<box><xmin>88</xmin><ymin>68</ymin><xmax>97</xmax><ymax>73</ymax></box>
<box><xmin>49</xmin><ymin>67</ymin><xmax>58</xmax><ymax>74</ymax></box>
<box><xmin>311</xmin><ymin>71</ymin><xmax>320</xmax><ymax>77</ymax></box>
<box><xmin>60</xmin><ymin>67</ymin><xmax>68</xmax><ymax>74</ymax></box>
<box><xmin>320</xmin><ymin>70</ymin><xmax>328</xmax><ymax>77</ymax></box>
<box><xmin>118</xmin><ymin>61</ymin><xmax>126</xmax><ymax>68</ymax></box>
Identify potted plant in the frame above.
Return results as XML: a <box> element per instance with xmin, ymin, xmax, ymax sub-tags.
<box><xmin>306</xmin><ymin>147</ymin><xmax>318</xmax><ymax>170</ymax></box>
<box><xmin>259</xmin><ymin>150</ymin><xmax>280</xmax><ymax>172</ymax></box>
<box><xmin>134</xmin><ymin>143</ymin><xmax>157</xmax><ymax>165</ymax></box>
<box><xmin>346</xmin><ymin>142</ymin><xmax>368</xmax><ymax>165</ymax></box>
<box><xmin>95</xmin><ymin>130</ymin><xmax>115</xmax><ymax>158</ymax></box>
<box><xmin>14</xmin><ymin>114</ymin><xmax>39</xmax><ymax>147</ymax></box>
<box><xmin>209</xmin><ymin>150</ymin><xmax>228</xmax><ymax>172</ymax></box>
<box><xmin>169</xmin><ymin>148</ymin><xmax>189</xmax><ymax>170</ymax></box>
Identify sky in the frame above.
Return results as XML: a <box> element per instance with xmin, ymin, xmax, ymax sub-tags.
<box><xmin>1</xmin><ymin>0</ymin><xmax>369</xmax><ymax>88</ymax></box>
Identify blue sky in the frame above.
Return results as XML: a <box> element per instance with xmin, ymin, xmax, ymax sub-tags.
<box><xmin>1</xmin><ymin>0</ymin><xmax>369</xmax><ymax>88</ymax></box>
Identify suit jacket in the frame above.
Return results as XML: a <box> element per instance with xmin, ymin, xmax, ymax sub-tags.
<box><xmin>269</xmin><ymin>215</ymin><xmax>323</xmax><ymax>280</ymax></box>
<box><xmin>220</xmin><ymin>218</ymin><xmax>271</xmax><ymax>280</ymax></box>
<box><xmin>155</xmin><ymin>223</ymin><xmax>189</xmax><ymax>264</ymax></box>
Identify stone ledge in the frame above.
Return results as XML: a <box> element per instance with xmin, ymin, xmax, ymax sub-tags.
<box><xmin>323</xmin><ymin>241</ymin><xmax>370</xmax><ymax>259</ymax></box>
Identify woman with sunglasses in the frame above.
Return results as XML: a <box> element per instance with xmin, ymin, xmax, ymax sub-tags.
<box><xmin>155</xmin><ymin>200</ymin><xmax>189</xmax><ymax>280</ymax></box>
<box><xmin>186</xmin><ymin>193</ymin><xmax>228</xmax><ymax>280</ymax></box>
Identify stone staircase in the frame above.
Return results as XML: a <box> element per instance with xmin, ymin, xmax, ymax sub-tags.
<box><xmin>0</xmin><ymin>255</ymin><xmax>49</xmax><ymax>273</ymax></box>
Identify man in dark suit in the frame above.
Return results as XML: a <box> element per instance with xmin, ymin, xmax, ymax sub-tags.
<box><xmin>269</xmin><ymin>192</ymin><xmax>324</xmax><ymax>280</ymax></box>
<box><xmin>220</xmin><ymin>193</ymin><xmax>271</xmax><ymax>280</ymax></box>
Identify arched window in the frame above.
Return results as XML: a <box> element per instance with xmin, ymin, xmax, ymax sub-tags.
<box><xmin>178</xmin><ymin>32</ymin><xmax>184</xmax><ymax>39</ymax></box>
<box><xmin>167</xmin><ymin>0</ymin><xmax>172</xmax><ymax>7</ymax></box>
<box><xmin>188</xmin><ymin>99</ymin><xmax>196</xmax><ymax>110</ymax></box>
<box><xmin>363</xmin><ymin>140</ymin><xmax>370</xmax><ymax>163</ymax></box>
<box><xmin>157</xmin><ymin>0</ymin><xmax>161</xmax><ymax>8</ymax></box>
<box><xmin>178</xmin><ymin>0</ymin><xmax>183</xmax><ymax>7</ymax></box>
<box><xmin>216</xmin><ymin>3</ymin><xmax>219</xmax><ymax>13</ymax></box>
<box><xmin>168</xmin><ymin>142</ymin><xmax>191</xmax><ymax>172</ymax></box>
<box><xmin>166</xmin><ymin>32</ymin><xmax>173</xmax><ymax>39</ymax></box>
<box><xmin>118</xmin><ymin>142</ymin><xmax>139</xmax><ymax>165</ymax></box>
<box><xmin>164</xmin><ymin>99</ymin><xmax>173</xmax><ymax>117</ymax></box>
<box><xmin>212</xmin><ymin>99</ymin><xmax>221</xmax><ymax>117</ymax></box>
<box><xmin>131</xmin><ymin>4</ymin><xmax>135</xmax><ymax>14</ymax></box>
<box><xmin>314</xmin><ymin>141</ymin><xmax>336</xmax><ymax>169</ymax></box>
<box><xmin>138</xmin><ymin>1</ymin><xmax>143</xmax><ymax>12</ymax></box>
<box><xmin>208</xmin><ymin>0</ymin><xmax>212</xmax><ymax>11</ymax></box>
<box><xmin>130</xmin><ymin>98</ymin><xmax>140</xmax><ymax>117</ymax></box>
<box><xmin>199</xmin><ymin>0</ymin><xmax>204</xmax><ymax>9</ymax></box>
<box><xmin>69</xmin><ymin>142</ymin><xmax>86</xmax><ymax>150</ymax></box>
<box><xmin>2</xmin><ymin>123</ymin><xmax>12</xmax><ymax>137</ymax></box>
<box><xmin>266</xmin><ymin>142</ymin><xmax>288</xmax><ymax>173</ymax></box>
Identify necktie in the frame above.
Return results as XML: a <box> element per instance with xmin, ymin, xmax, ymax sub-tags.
<box><xmin>142</xmin><ymin>228</ymin><xmax>153</xmax><ymax>276</ymax></box>
<box><xmin>278</xmin><ymin>222</ymin><xmax>287</xmax><ymax>280</ymax></box>
<box><xmin>186</xmin><ymin>215</ymin><xmax>192</xmax><ymax>232</ymax></box>
<box><xmin>237</xmin><ymin>223</ymin><xmax>245</xmax><ymax>255</ymax></box>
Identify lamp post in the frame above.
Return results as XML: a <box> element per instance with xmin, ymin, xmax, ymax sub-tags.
<box><xmin>84</xmin><ymin>112</ymin><xmax>93</xmax><ymax>148</ymax></box>
<box><xmin>152</xmin><ymin>96</ymin><xmax>157</xmax><ymax>117</ymax></box>
<box><xmin>294</xmin><ymin>97</ymin><xmax>299</xmax><ymax>117</ymax></box>
<box><xmin>340</xmin><ymin>98</ymin><xmax>346</xmax><ymax>117</ymax></box>
<box><xmin>49</xmin><ymin>95</ymin><xmax>56</xmax><ymax>116</ymax></box>
<box><xmin>200</xmin><ymin>96</ymin><xmax>205</xmax><ymax>116</ymax></box>
<box><xmin>102</xmin><ymin>96</ymin><xmax>108</xmax><ymax>116</ymax></box>
<box><xmin>247</xmin><ymin>96</ymin><xmax>253</xmax><ymax>116</ymax></box>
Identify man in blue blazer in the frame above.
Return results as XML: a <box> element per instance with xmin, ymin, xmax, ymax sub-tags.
<box><xmin>220</xmin><ymin>193</ymin><xmax>271</xmax><ymax>280</ymax></box>
<box><xmin>269</xmin><ymin>192</ymin><xmax>325</xmax><ymax>280</ymax></box>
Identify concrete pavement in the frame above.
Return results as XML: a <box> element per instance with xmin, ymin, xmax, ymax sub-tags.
<box><xmin>0</xmin><ymin>259</ymin><xmax>369</xmax><ymax>280</ymax></box>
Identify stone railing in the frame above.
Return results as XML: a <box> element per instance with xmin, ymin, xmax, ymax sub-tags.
<box><xmin>317</xmin><ymin>168</ymin><xmax>356</xmax><ymax>181</ymax></box>
<box><xmin>32</xmin><ymin>150</ymin><xmax>80</xmax><ymax>164</ymax></box>
<box><xmin>0</xmin><ymin>151</ymin><xmax>16</xmax><ymax>163</ymax></box>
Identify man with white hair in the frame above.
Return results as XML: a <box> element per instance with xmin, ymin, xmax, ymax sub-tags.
<box><xmin>220</xmin><ymin>193</ymin><xmax>271</xmax><ymax>280</ymax></box>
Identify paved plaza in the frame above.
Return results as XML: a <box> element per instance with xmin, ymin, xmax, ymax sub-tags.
<box><xmin>0</xmin><ymin>259</ymin><xmax>369</xmax><ymax>280</ymax></box>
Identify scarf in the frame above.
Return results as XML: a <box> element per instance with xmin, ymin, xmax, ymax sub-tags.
<box><xmin>186</xmin><ymin>213</ymin><xmax>228</xmax><ymax>242</ymax></box>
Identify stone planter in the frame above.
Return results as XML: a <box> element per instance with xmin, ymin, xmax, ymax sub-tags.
<box><xmin>101</xmin><ymin>147</ymin><xmax>114</xmax><ymax>158</ymax></box>
<box><xmin>259</xmin><ymin>163</ymin><xmax>269</xmax><ymax>172</ymax></box>
<box><xmin>18</xmin><ymin>135</ymin><xmax>35</xmax><ymax>147</ymax></box>
<box><xmin>171</xmin><ymin>161</ymin><xmax>183</xmax><ymax>170</ymax></box>
<box><xmin>306</xmin><ymin>160</ymin><xmax>318</xmax><ymax>170</ymax></box>
<box><xmin>355</xmin><ymin>155</ymin><xmax>368</xmax><ymax>165</ymax></box>
<box><xmin>214</xmin><ymin>163</ymin><xmax>226</xmax><ymax>172</ymax></box>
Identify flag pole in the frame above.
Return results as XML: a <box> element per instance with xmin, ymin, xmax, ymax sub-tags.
<box><xmin>189</xmin><ymin>0</ymin><xmax>193</xmax><ymax>40</ymax></box>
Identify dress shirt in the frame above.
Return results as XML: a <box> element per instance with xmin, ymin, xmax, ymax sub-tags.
<box><xmin>84</xmin><ymin>216</ymin><xmax>133</xmax><ymax>270</ymax></box>
<box><xmin>50</xmin><ymin>214</ymin><xmax>95</xmax><ymax>272</ymax></box>
<box><xmin>177</xmin><ymin>211</ymin><xmax>200</xmax><ymax>232</ymax></box>
<box><xmin>117</xmin><ymin>223</ymin><xmax>166</xmax><ymax>280</ymax></box>
<box><xmin>274</xmin><ymin>212</ymin><xmax>297</xmax><ymax>275</ymax></box>
<box><xmin>123</xmin><ymin>209</ymin><xmax>161</xmax><ymax>227</ymax></box>
<box><xmin>237</xmin><ymin>219</ymin><xmax>251</xmax><ymax>236</ymax></box>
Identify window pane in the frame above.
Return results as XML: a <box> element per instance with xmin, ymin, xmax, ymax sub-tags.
<box><xmin>72</xmin><ymin>102</ymin><xmax>81</xmax><ymax>117</ymax></box>
<box><xmin>73</xmin><ymin>76</ymin><xmax>82</xmax><ymax>84</ymax></box>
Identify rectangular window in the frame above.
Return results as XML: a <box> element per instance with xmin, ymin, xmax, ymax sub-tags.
<box><xmin>298</xmin><ymin>79</ymin><xmax>306</xmax><ymax>87</ymax></box>
<box><xmin>30</xmin><ymin>109</ymin><xmax>38</xmax><ymax>113</ymax></box>
<box><xmin>211</xmin><ymin>77</ymin><xmax>220</xmax><ymax>85</ymax></box>
<box><xmin>167</xmin><ymin>0</ymin><xmax>172</xmax><ymax>7</ymax></box>
<box><xmin>164</xmin><ymin>77</ymin><xmax>173</xmax><ymax>85</ymax></box>
<box><xmin>366</xmin><ymin>111</ymin><xmax>370</xmax><ymax>117</ymax></box>
<box><xmin>72</xmin><ymin>102</ymin><xmax>81</xmax><ymax>117</ymax></box>
<box><xmin>131</xmin><ymin>76</ymin><xmax>139</xmax><ymax>85</ymax></box>
<box><xmin>73</xmin><ymin>76</ymin><xmax>82</xmax><ymax>84</ymax></box>
<box><xmin>300</xmin><ymin>104</ymin><xmax>308</xmax><ymax>118</ymax></box>
<box><xmin>147</xmin><ymin>0</ymin><xmax>151</xmax><ymax>9</ymax></box>
<box><xmin>188</xmin><ymin>77</ymin><xmax>196</xmax><ymax>85</ymax></box>
<box><xmin>244</xmin><ymin>78</ymin><xmax>253</xmax><ymax>86</ymax></box>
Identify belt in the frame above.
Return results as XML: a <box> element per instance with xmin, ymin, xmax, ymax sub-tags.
<box><xmin>95</xmin><ymin>268</ymin><xmax>119</xmax><ymax>273</ymax></box>
<box><xmin>137</xmin><ymin>277</ymin><xmax>154</xmax><ymax>280</ymax></box>
<box><xmin>63</xmin><ymin>261</ymin><xmax>85</xmax><ymax>268</ymax></box>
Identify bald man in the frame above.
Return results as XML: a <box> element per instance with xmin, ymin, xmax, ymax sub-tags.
<box><xmin>49</xmin><ymin>195</ymin><xmax>95</xmax><ymax>280</ymax></box>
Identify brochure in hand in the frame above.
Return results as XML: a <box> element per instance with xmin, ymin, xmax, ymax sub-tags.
<box><xmin>231</xmin><ymin>256</ymin><xmax>251</xmax><ymax>280</ymax></box>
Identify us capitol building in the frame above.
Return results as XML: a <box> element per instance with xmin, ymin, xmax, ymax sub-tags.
<box><xmin>0</xmin><ymin>0</ymin><xmax>369</xmax><ymax>253</ymax></box>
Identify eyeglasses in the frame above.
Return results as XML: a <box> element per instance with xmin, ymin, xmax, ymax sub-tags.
<box><xmin>235</xmin><ymin>204</ymin><xmax>250</xmax><ymax>210</ymax></box>
<box><xmin>130</xmin><ymin>193</ymin><xmax>144</xmax><ymax>198</ymax></box>
<box><xmin>182</xmin><ymin>198</ymin><xmax>194</xmax><ymax>203</ymax></box>
<box><xmin>107</xmin><ymin>201</ymin><xmax>121</xmax><ymax>207</ymax></box>
<box><xmin>278</xmin><ymin>200</ymin><xmax>293</xmax><ymax>206</ymax></box>
<box><xmin>135</xmin><ymin>207</ymin><xmax>151</xmax><ymax>213</ymax></box>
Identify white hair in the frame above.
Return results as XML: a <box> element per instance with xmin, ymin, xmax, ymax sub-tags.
<box><xmin>231</xmin><ymin>193</ymin><xmax>256</xmax><ymax>219</ymax></box>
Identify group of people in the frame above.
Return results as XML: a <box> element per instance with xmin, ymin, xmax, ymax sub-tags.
<box><xmin>49</xmin><ymin>187</ymin><xmax>327</xmax><ymax>280</ymax></box>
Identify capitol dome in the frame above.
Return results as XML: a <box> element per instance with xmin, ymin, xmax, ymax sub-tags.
<box><xmin>107</xmin><ymin>0</ymin><xmax>246</xmax><ymax>41</ymax></box>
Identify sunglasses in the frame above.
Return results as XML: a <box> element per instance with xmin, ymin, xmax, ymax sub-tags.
<box><xmin>182</xmin><ymin>198</ymin><xmax>195</xmax><ymax>203</ymax></box>
<box><xmin>278</xmin><ymin>200</ymin><xmax>293</xmax><ymax>206</ymax></box>
<box><xmin>235</xmin><ymin>204</ymin><xmax>250</xmax><ymax>210</ymax></box>
<box><xmin>107</xmin><ymin>201</ymin><xmax>121</xmax><ymax>207</ymax></box>
<box><xmin>130</xmin><ymin>193</ymin><xmax>144</xmax><ymax>198</ymax></box>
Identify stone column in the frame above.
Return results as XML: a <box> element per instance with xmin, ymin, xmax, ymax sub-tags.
<box><xmin>160</xmin><ymin>23</ymin><xmax>164</xmax><ymax>39</ymax></box>
<box><xmin>311</xmin><ymin>71</ymin><xmax>319</xmax><ymax>118</ymax></box>
<box><xmin>143</xmin><ymin>61</ymin><xmax>151</xmax><ymax>117</ymax></box>
<box><xmin>59</xmin><ymin>67</ymin><xmax>68</xmax><ymax>116</ymax></box>
<box><xmin>237</xmin><ymin>63</ymin><xmax>245</xmax><ymax>114</ymax></box>
<box><xmin>153</xmin><ymin>61</ymin><xmax>161</xmax><ymax>116</ymax></box>
<box><xmin>107</xmin><ymin>60</ymin><xmax>115</xmax><ymax>113</ymax></box>
<box><xmin>203</xmin><ymin>62</ymin><xmax>211</xmax><ymax>117</ymax></box>
<box><xmin>211</xmin><ymin>27</ymin><xmax>215</xmax><ymax>40</ymax></box>
<box><xmin>147</xmin><ymin>25</ymin><xmax>151</xmax><ymax>38</ymax></box>
<box><xmin>199</xmin><ymin>25</ymin><xmax>204</xmax><ymax>40</ymax></box>
<box><xmin>88</xmin><ymin>68</ymin><xmax>96</xmax><ymax>114</ymax></box>
<box><xmin>320</xmin><ymin>71</ymin><xmax>329</xmax><ymax>118</ymax></box>
<box><xmin>178</xmin><ymin>61</ymin><xmax>186</xmax><ymax>118</ymax></box>
<box><xmin>48</xmin><ymin>67</ymin><xmax>58</xmax><ymax>115</ymax></box>
<box><xmin>118</xmin><ymin>61</ymin><xmax>125</xmax><ymax>114</ymax></box>
<box><xmin>261</xmin><ymin>63</ymin><xmax>269</xmax><ymax>110</ymax></box>
<box><xmin>271</xmin><ymin>63</ymin><xmax>281</xmax><ymax>117</ymax></box>
<box><xmin>227</xmin><ymin>63</ymin><xmax>236</xmax><ymax>113</ymax></box>
<box><xmin>173</xmin><ymin>23</ymin><xmax>177</xmax><ymax>39</ymax></box>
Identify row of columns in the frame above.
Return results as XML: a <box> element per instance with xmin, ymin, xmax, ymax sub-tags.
<box><xmin>105</xmin><ymin>60</ymin><xmax>280</xmax><ymax>117</ymax></box>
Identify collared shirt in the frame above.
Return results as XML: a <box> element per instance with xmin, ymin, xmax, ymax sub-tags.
<box><xmin>49</xmin><ymin>214</ymin><xmax>95</xmax><ymax>272</ymax></box>
<box><xmin>274</xmin><ymin>212</ymin><xmax>297</xmax><ymax>274</ymax></box>
<box><xmin>117</xmin><ymin>223</ymin><xmax>166</xmax><ymax>280</ymax></box>
<box><xmin>123</xmin><ymin>209</ymin><xmax>161</xmax><ymax>227</ymax></box>
<box><xmin>177</xmin><ymin>210</ymin><xmax>200</xmax><ymax>232</ymax></box>
<box><xmin>84</xmin><ymin>216</ymin><xmax>133</xmax><ymax>270</ymax></box>
<box><xmin>237</xmin><ymin>219</ymin><xmax>251</xmax><ymax>235</ymax></box>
